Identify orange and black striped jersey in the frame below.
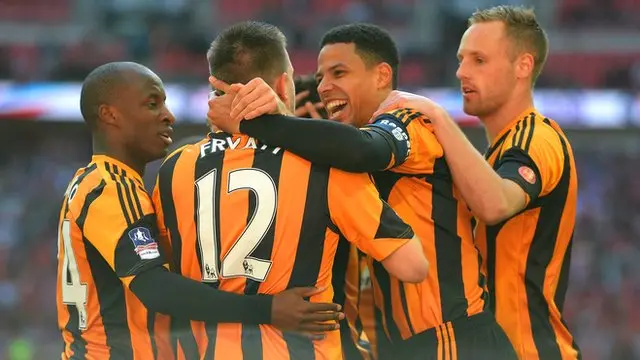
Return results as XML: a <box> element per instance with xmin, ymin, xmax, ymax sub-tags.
<box><xmin>363</xmin><ymin>108</ymin><xmax>487</xmax><ymax>341</ymax></box>
<box><xmin>342</xmin><ymin>245</ymin><xmax>377</xmax><ymax>360</ymax></box>
<box><xmin>152</xmin><ymin>132</ymin><xmax>414</xmax><ymax>360</ymax></box>
<box><xmin>476</xmin><ymin>109</ymin><xmax>580</xmax><ymax>359</ymax></box>
<box><xmin>56</xmin><ymin>155</ymin><xmax>172</xmax><ymax>360</ymax></box>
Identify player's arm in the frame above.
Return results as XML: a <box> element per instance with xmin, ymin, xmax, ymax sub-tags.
<box><xmin>238</xmin><ymin>114</ymin><xmax>405</xmax><ymax>172</ymax></box>
<box><xmin>84</xmin><ymin>182</ymin><xmax>340</xmax><ymax>330</ymax></box>
<box><xmin>327</xmin><ymin>169</ymin><xmax>428</xmax><ymax>283</ymax></box>
<box><xmin>420</xmin><ymin>107</ymin><xmax>561</xmax><ymax>225</ymax></box>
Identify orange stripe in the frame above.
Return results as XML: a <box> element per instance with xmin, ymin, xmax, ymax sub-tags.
<box><xmin>435</xmin><ymin>325</ymin><xmax>444</xmax><ymax>360</ymax></box>
<box><xmin>261</xmin><ymin>327</ymin><xmax>290</xmax><ymax>360</ymax></box>
<box><xmin>442</xmin><ymin>324</ymin><xmax>451</xmax><ymax>360</ymax></box>
<box><xmin>261</xmin><ymin>152</ymin><xmax>310</xmax><ymax>293</ymax></box>
<box><xmin>447</xmin><ymin>322</ymin><xmax>457</xmax><ymax>360</ymax></box>
<box><xmin>124</xmin><ymin>290</ymin><xmax>154</xmax><ymax>359</ymax></box>
<box><xmin>494</xmin><ymin>208</ymin><xmax>541</xmax><ymax>358</ymax></box>
<box><xmin>213</xmin><ymin>324</ymin><xmax>243</xmax><ymax>359</ymax></box>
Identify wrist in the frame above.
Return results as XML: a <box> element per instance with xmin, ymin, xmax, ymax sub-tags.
<box><xmin>244</xmin><ymin>294</ymin><xmax>273</xmax><ymax>325</ymax></box>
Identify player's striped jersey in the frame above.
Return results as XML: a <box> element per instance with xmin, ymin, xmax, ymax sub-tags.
<box><xmin>56</xmin><ymin>155</ymin><xmax>172</xmax><ymax>360</ymax></box>
<box><xmin>152</xmin><ymin>132</ymin><xmax>414</xmax><ymax>360</ymax></box>
<box><xmin>364</xmin><ymin>108</ymin><xmax>487</xmax><ymax>342</ymax></box>
<box><xmin>476</xmin><ymin>109</ymin><xmax>580</xmax><ymax>359</ymax></box>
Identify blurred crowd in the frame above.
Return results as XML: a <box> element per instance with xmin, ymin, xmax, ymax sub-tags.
<box><xmin>0</xmin><ymin>124</ymin><xmax>638</xmax><ymax>359</ymax></box>
<box><xmin>0</xmin><ymin>0</ymin><xmax>639</xmax><ymax>359</ymax></box>
<box><xmin>0</xmin><ymin>0</ymin><xmax>639</xmax><ymax>88</ymax></box>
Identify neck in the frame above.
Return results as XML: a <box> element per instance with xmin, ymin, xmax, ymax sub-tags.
<box><xmin>481</xmin><ymin>89</ymin><xmax>534</xmax><ymax>144</ymax></box>
<box><xmin>363</xmin><ymin>88</ymin><xmax>392</xmax><ymax>124</ymax></box>
<box><xmin>93</xmin><ymin>135</ymin><xmax>146</xmax><ymax>176</ymax></box>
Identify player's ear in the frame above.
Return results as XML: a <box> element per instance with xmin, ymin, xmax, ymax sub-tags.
<box><xmin>515</xmin><ymin>52</ymin><xmax>534</xmax><ymax>80</ymax></box>
<box><xmin>97</xmin><ymin>104</ymin><xmax>119</xmax><ymax>127</ymax></box>
<box><xmin>375</xmin><ymin>62</ymin><xmax>393</xmax><ymax>90</ymax></box>
<box><xmin>274</xmin><ymin>72</ymin><xmax>289</xmax><ymax>104</ymax></box>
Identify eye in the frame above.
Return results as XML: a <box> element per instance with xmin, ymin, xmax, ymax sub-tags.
<box><xmin>333</xmin><ymin>70</ymin><xmax>345</xmax><ymax>77</ymax></box>
<box><xmin>475</xmin><ymin>57</ymin><xmax>485</xmax><ymax>64</ymax></box>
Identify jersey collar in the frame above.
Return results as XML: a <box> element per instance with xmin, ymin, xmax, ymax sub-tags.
<box><xmin>91</xmin><ymin>155</ymin><xmax>144</xmax><ymax>184</ymax></box>
<box><xmin>490</xmin><ymin>106</ymin><xmax>536</xmax><ymax>148</ymax></box>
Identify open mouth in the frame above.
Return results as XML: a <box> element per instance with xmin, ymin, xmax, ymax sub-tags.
<box><xmin>159</xmin><ymin>129</ymin><xmax>173</xmax><ymax>145</ymax></box>
<box><xmin>325</xmin><ymin>100</ymin><xmax>348</xmax><ymax>120</ymax></box>
<box><xmin>461</xmin><ymin>86</ymin><xmax>476</xmax><ymax>96</ymax></box>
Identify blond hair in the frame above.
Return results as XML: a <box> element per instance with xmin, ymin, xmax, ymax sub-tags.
<box><xmin>469</xmin><ymin>5</ymin><xmax>548</xmax><ymax>84</ymax></box>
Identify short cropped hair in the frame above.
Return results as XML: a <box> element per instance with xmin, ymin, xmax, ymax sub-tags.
<box><xmin>80</xmin><ymin>62</ymin><xmax>150</xmax><ymax>129</ymax></box>
<box><xmin>469</xmin><ymin>5</ymin><xmax>549</xmax><ymax>84</ymax></box>
<box><xmin>321</xmin><ymin>23</ymin><xmax>400</xmax><ymax>89</ymax></box>
<box><xmin>207</xmin><ymin>21</ymin><xmax>288</xmax><ymax>86</ymax></box>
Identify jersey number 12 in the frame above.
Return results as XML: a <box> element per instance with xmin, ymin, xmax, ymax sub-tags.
<box><xmin>195</xmin><ymin>168</ymin><xmax>277</xmax><ymax>283</ymax></box>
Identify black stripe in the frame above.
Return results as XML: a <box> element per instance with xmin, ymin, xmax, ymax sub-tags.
<box><xmin>524</xmin><ymin>114</ymin><xmax>537</xmax><ymax>152</ymax></box>
<box><xmin>428</xmin><ymin>157</ymin><xmax>468</xmax><ymax>321</ymax></box>
<box><xmin>511</xmin><ymin>122</ymin><xmax>521</xmax><ymax>148</ymax></box>
<box><xmin>113</xmin><ymin>165</ymin><xmax>141</xmax><ymax>222</ymax></box>
<box><xmin>554</xmin><ymin>235</ymin><xmax>572</xmax><ymax>313</ymax></box>
<box><xmin>370</xmin><ymin>170</ymin><xmax>406</xmax><ymax>342</ymax></box>
<box><xmin>241</xmin><ymin>145</ymin><xmax>283</xmax><ymax>359</ymax></box>
<box><xmin>157</xmin><ymin>151</ymin><xmax>200</xmax><ymax>359</ymax></box>
<box><xmin>128</xmin><ymin>177</ymin><xmax>145</xmax><ymax>219</ymax></box>
<box><xmin>65</xmin><ymin>179</ymin><xmax>101</xmax><ymax>360</ymax></box>
<box><xmin>284</xmin><ymin>163</ymin><xmax>332</xmax><ymax>360</ymax></box>
<box><xmin>484</xmin><ymin>130</ymin><xmax>511</xmax><ymax>160</ymax></box>
<box><xmin>516</xmin><ymin>116</ymin><xmax>528</xmax><ymax>148</ymax></box>
<box><xmin>398</xmin><ymin>283</ymin><xmax>415</xmax><ymax>335</ymax></box>
<box><xmin>85</xmin><ymin>239</ymin><xmax>134</xmax><ymax>360</ymax></box>
<box><xmin>104</xmin><ymin>163</ymin><xmax>133</xmax><ymax>226</ymax></box>
<box><xmin>147</xmin><ymin>311</ymin><xmax>158</xmax><ymax>360</ymax></box>
<box><xmin>244</xmin><ymin>145</ymin><xmax>283</xmax><ymax>295</ymax></box>
<box><xmin>485</xmin><ymin>155</ymin><xmax>506</xmax><ymax>315</ymax></box>
<box><xmin>524</xmin><ymin>132</ymin><xmax>572</xmax><ymax>360</ymax></box>
<box><xmin>78</xmin><ymin>181</ymin><xmax>136</xmax><ymax>359</ymax></box>
<box><xmin>195</xmin><ymin>146</ymin><xmax>226</xmax><ymax>358</ymax></box>
<box><xmin>331</xmin><ymin>236</ymin><xmax>351</xmax><ymax>307</ymax></box>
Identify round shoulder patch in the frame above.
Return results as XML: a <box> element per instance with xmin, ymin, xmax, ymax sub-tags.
<box><xmin>518</xmin><ymin>166</ymin><xmax>536</xmax><ymax>185</ymax></box>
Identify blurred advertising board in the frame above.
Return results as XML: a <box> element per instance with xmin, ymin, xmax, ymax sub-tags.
<box><xmin>0</xmin><ymin>81</ymin><xmax>637</xmax><ymax>127</ymax></box>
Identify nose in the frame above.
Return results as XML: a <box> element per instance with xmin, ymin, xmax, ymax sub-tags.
<box><xmin>163</xmin><ymin>107</ymin><xmax>176</xmax><ymax>125</ymax></box>
<box><xmin>317</xmin><ymin>76</ymin><xmax>332</xmax><ymax>95</ymax></box>
<box><xmin>456</xmin><ymin>61</ymin><xmax>467</xmax><ymax>81</ymax></box>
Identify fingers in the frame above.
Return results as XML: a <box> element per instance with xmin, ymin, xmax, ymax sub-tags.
<box><xmin>298</xmin><ymin>322</ymin><xmax>340</xmax><ymax>333</ymax></box>
<box><xmin>305</xmin><ymin>301</ymin><xmax>342</xmax><ymax>313</ymax></box>
<box><xmin>233</xmin><ymin>95</ymin><xmax>275</xmax><ymax>122</ymax></box>
<box><xmin>230</xmin><ymin>81</ymin><xmax>275</xmax><ymax>121</ymax></box>
<box><xmin>295</xmin><ymin>90</ymin><xmax>310</xmax><ymax>104</ymax></box>
<box><xmin>305</xmin><ymin>102</ymin><xmax>323</xmax><ymax>119</ymax></box>
<box><xmin>209</xmin><ymin>76</ymin><xmax>234</xmax><ymax>94</ymax></box>
<box><xmin>301</xmin><ymin>311</ymin><xmax>345</xmax><ymax>323</ymax></box>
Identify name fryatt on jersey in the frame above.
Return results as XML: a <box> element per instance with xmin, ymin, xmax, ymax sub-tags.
<box><xmin>128</xmin><ymin>227</ymin><xmax>160</xmax><ymax>260</ymax></box>
<box><xmin>200</xmin><ymin>136</ymin><xmax>282</xmax><ymax>158</ymax></box>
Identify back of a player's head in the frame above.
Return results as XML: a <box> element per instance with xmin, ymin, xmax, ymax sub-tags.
<box><xmin>207</xmin><ymin>21</ymin><xmax>288</xmax><ymax>86</ymax></box>
<box><xmin>469</xmin><ymin>6</ymin><xmax>548</xmax><ymax>84</ymax></box>
<box><xmin>80</xmin><ymin>61</ymin><xmax>152</xmax><ymax>130</ymax></box>
<box><xmin>321</xmin><ymin>23</ymin><xmax>400</xmax><ymax>89</ymax></box>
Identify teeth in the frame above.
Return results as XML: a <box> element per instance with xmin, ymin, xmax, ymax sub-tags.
<box><xmin>326</xmin><ymin>100</ymin><xmax>347</xmax><ymax>112</ymax></box>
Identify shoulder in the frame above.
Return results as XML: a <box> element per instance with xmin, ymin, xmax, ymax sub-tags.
<box><xmin>503</xmin><ymin>111</ymin><xmax>563</xmax><ymax>155</ymax></box>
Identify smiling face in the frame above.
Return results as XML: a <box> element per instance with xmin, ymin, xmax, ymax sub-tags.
<box><xmin>315</xmin><ymin>42</ymin><xmax>388</xmax><ymax>127</ymax></box>
<box><xmin>456</xmin><ymin>21</ymin><xmax>520</xmax><ymax>119</ymax></box>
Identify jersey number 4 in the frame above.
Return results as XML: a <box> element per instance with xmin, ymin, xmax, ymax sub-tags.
<box><xmin>59</xmin><ymin>219</ymin><xmax>88</xmax><ymax>330</ymax></box>
<box><xmin>195</xmin><ymin>168</ymin><xmax>277</xmax><ymax>283</ymax></box>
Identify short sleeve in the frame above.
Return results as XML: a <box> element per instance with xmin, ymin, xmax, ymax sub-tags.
<box><xmin>368</xmin><ymin>108</ymin><xmax>443</xmax><ymax>174</ymax></box>
<box><xmin>82</xmin><ymin>181</ymin><xmax>166</xmax><ymax>286</ymax></box>
<box><xmin>497</xmin><ymin>122</ymin><xmax>565</xmax><ymax>204</ymax></box>
<box><xmin>327</xmin><ymin>168</ymin><xmax>414</xmax><ymax>261</ymax></box>
<box><xmin>152</xmin><ymin>178</ymin><xmax>173</xmax><ymax>269</ymax></box>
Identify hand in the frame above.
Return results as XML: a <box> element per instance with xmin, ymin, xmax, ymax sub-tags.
<box><xmin>207</xmin><ymin>89</ymin><xmax>240</xmax><ymax>134</ymax></box>
<box><xmin>294</xmin><ymin>91</ymin><xmax>325</xmax><ymax>119</ymax></box>
<box><xmin>210</xmin><ymin>76</ymin><xmax>291</xmax><ymax>123</ymax></box>
<box><xmin>373</xmin><ymin>90</ymin><xmax>445</xmax><ymax>120</ymax></box>
<box><xmin>271</xmin><ymin>287</ymin><xmax>344</xmax><ymax>340</ymax></box>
